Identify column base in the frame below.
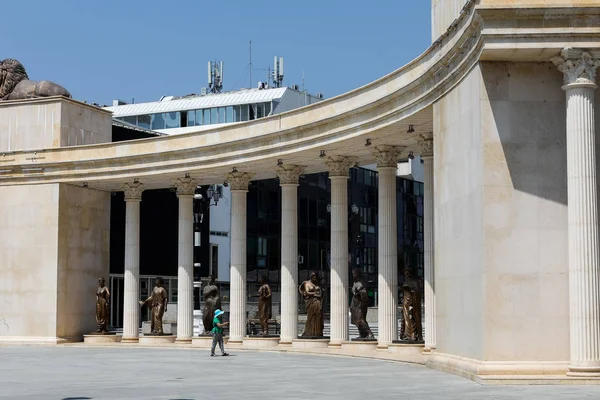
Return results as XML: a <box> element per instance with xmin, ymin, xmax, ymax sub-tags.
<box><xmin>120</xmin><ymin>337</ymin><xmax>139</xmax><ymax>344</ymax></box>
<box><xmin>243</xmin><ymin>336</ymin><xmax>280</xmax><ymax>349</ymax></box>
<box><xmin>292</xmin><ymin>338</ymin><xmax>329</xmax><ymax>349</ymax></box>
<box><xmin>175</xmin><ymin>337</ymin><xmax>192</xmax><ymax>344</ymax></box>
<box><xmin>567</xmin><ymin>366</ymin><xmax>600</xmax><ymax>377</ymax></box>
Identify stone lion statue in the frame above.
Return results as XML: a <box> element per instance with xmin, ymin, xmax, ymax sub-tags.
<box><xmin>0</xmin><ymin>59</ymin><xmax>71</xmax><ymax>101</ymax></box>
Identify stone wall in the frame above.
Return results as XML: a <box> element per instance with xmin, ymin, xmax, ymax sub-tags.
<box><xmin>434</xmin><ymin>61</ymin><xmax>571</xmax><ymax>363</ymax></box>
<box><xmin>0</xmin><ymin>97</ymin><xmax>111</xmax><ymax>152</ymax></box>
<box><xmin>56</xmin><ymin>185</ymin><xmax>110</xmax><ymax>339</ymax></box>
<box><xmin>431</xmin><ymin>0</ymin><xmax>467</xmax><ymax>40</ymax></box>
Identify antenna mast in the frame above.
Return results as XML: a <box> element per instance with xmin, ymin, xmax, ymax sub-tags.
<box><xmin>207</xmin><ymin>61</ymin><xmax>224</xmax><ymax>93</ymax></box>
<box><xmin>249</xmin><ymin>40</ymin><xmax>252</xmax><ymax>89</ymax></box>
<box><xmin>272</xmin><ymin>56</ymin><xmax>284</xmax><ymax>87</ymax></box>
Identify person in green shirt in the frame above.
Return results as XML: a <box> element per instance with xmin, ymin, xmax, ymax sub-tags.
<box><xmin>211</xmin><ymin>309</ymin><xmax>229</xmax><ymax>357</ymax></box>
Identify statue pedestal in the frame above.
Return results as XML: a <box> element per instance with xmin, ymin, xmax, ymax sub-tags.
<box><xmin>292</xmin><ymin>338</ymin><xmax>330</xmax><ymax>349</ymax></box>
<box><xmin>192</xmin><ymin>334</ymin><xmax>230</xmax><ymax>348</ymax></box>
<box><xmin>341</xmin><ymin>340</ymin><xmax>378</xmax><ymax>353</ymax></box>
<box><xmin>388</xmin><ymin>342</ymin><xmax>427</xmax><ymax>364</ymax></box>
<box><xmin>83</xmin><ymin>333</ymin><xmax>121</xmax><ymax>344</ymax></box>
<box><xmin>243</xmin><ymin>336</ymin><xmax>280</xmax><ymax>349</ymax></box>
<box><xmin>138</xmin><ymin>335</ymin><xmax>176</xmax><ymax>345</ymax></box>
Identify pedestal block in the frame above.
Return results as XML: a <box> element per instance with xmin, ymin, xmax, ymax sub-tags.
<box><xmin>292</xmin><ymin>338</ymin><xmax>330</xmax><ymax>349</ymax></box>
<box><xmin>138</xmin><ymin>335</ymin><xmax>176</xmax><ymax>345</ymax></box>
<box><xmin>84</xmin><ymin>333</ymin><xmax>121</xmax><ymax>344</ymax></box>
<box><xmin>341</xmin><ymin>340</ymin><xmax>378</xmax><ymax>353</ymax></box>
<box><xmin>243</xmin><ymin>336</ymin><xmax>281</xmax><ymax>349</ymax></box>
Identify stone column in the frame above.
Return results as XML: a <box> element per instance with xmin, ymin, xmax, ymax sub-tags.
<box><xmin>419</xmin><ymin>135</ymin><xmax>436</xmax><ymax>353</ymax></box>
<box><xmin>553</xmin><ymin>48</ymin><xmax>600</xmax><ymax>376</ymax></box>
<box><xmin>277</xmin><ymin>165</ymin><xmax>305</xmax><ymax>344</ymax></box>
<box><xmin>121</xmin><ymin>181</ymin><xmax>143</xmax><ymax>343</ymax></box>
<box><xmin>175</xmin><ymin>176</ymin><xmax>196</xmax><ymax>343</ymax></box>
<box><xmin>227</xmin><ymin>171</ymin><xmax>253</xmax><ymax>343</ymax></box>
<box><xmin>374</xmin><ymin>146</ymin><xmax>401</xmax><ymax>348</ymax></box>
<box><xmin>327</xmin><ymin>156</ymin><xmax>354</xmax><ymax>346</ymax></box>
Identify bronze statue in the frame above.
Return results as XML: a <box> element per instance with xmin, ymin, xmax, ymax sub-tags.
<box><xmin>139</xmin><ymin>277</ymin><xmax>168</xmax><ymax>335</ymax></box>
<box><xmin>249</xmin><ymin>275</ymin><xmax>272</xmax><ymax>336</ymax></box>
<box><xmin>299</xmin><ymin>272</ymin><xmax>324</xmax><ymax>337</ymax></box>
<box><xmin>202</xmin><ymin>275</ymin><xmax>222</xmax><ymax>335</ymax></box>
<box><xmin>0</xmin><ymin>59</ymin><xmax>71</xmax><ymax>101</ymax></box>
<box><xmin>95</xmin><ymin>277</ymin><xmax>111</xmax><ymax>333</ymax></box>
<box><xmin>350</xmin><ymin>268</ymin><xmax>374</xmax><ymax>339</ymax></box>
<box><xmin>400</xmin><ymin>266</ymin><xmax>423</xmax><ymax>342</ymax></box>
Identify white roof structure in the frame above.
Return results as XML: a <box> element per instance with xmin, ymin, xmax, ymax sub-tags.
<box><xmin>105</xmin><ymin>87</ymin><xmax>289</xmax><ymax>117</ymax></box>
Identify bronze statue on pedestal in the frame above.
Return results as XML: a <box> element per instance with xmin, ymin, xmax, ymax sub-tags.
<box><xmin>299</xmin><ymin>272</ymin><xmax>324</xmax><ymax>337</ymax></box>
<box><xmin>250</xmin><ymin>275</ymin><xmax>272</xmax><ymax>336</ymax></box>
<box><xmin>202</xmin><ymin>275</ymin><xmax>222</xmax><ymax>335</ymax></box>
<box><xmin>95</xmin><ymin>277</ymin><xmax>110</xmax><ymax>333</ymax></box>
<box><xmin>139</xmin><ymin>277</ymin><xmax>168</xmax><ymax>335</ymax></box>
<box><xmin>400</xmin><ymin>266</ymin><xmax>423</xmax><ymax>342</ymax></box>
<box><xmin>350</xmin><ymin>268</ymin><xmax>374</xmax><ymax>339</ymax></box>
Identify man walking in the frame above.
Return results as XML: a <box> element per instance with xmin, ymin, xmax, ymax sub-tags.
<box><xmin>211</xmin><ymin>309</ymin><xmax>229</xmax><ymax>357</ymax></box>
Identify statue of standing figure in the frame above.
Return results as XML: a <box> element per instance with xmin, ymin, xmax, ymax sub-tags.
<box><xmin>350</xmin><ymin>268</ymin><xmax>374</xmax><ymax>339</ymax></box>
<box><xmin>400</xmin><ymin>266</ymin><xmax>423</xmax><ymax>342</ymax></box>
<box><xmin>95</xmin><ymin>277</ymin><xmax>111</xmax><ymax>333</ymax></box>
<box><xmin>250</xmin><ymin>275</ymin><xmax>272</xmax><ymax>335</ymax></box>
<box><xmin>202</xmin><ymin>275</ymin><xmax>222</xmax><ymax>335</ymax></box>
<box><xmin>299</xmin><ymin>272</ymin><xmax>324</xmax><ymax>337</ymax></box>
<box><xmin>139</xmin><ymin>277</ymin><xmax>168</xmax><ymax>335</ymax></box>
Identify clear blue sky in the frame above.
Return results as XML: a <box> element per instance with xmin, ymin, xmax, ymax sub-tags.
<box><xmin>2</xmin><ymin>1</ymin><xmax>431</xmax><ymax>105</ymax></box>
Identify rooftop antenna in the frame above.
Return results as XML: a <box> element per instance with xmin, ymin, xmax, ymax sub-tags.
<box><xmin>272</xmin><ymin>56</ymin><xmax>284</xmax><ymax>88</ymax></box>
<box><xmin>249</xmin><ymin>40</ymin><xmax>252</xmax><ymax>89</ymax></box>
<box><xmin>208</xmin><ymin>61</ymin><xmax>224</xmax><ymax>93</ymax></box>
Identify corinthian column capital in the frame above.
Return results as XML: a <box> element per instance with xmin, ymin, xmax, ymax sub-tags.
<box><xmin>226</xmin><ymin>171</ymin><xmax>254</xmax><ymax>191</ymax></box>
<box><xmin>326</xmin><ymin>156</ymin><xmax>355</xmax><ymax>177</ymax></box>
<box><xmin>123</xmin><ymin>181</ymin><xmax>144</xmax><ymax>201</ymax></box>
<box><xmin>552</xmin><ymin>48</ymin><xmax>600</xmax><ymax>88</ymax></box>
<box><xmin>174</xmin><ymin>176</ymin><xmax>196</xmax><ymax>197</ymax></box>
<box><xmin>277</xmin><ymin>165</ymin><xmax>305</xmax><ymax>185</ymax></box>
<box><xmin>373</xmin><ymin>146</ymin><xmax>403</xmax><ymax>168</ymax></box>
<box><xmin>418</xmin><ymin>134</ymin><xmax>434</xmax><ymax>160</ymax></box>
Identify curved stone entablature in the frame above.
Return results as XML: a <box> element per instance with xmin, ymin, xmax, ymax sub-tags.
<box><xmin>0</xmin><ymin>1</ymin><xmax>598</xmax><ymax>189</ymax></box>
<box><xmin>0</xmin><ymin>59</ymin><xmax>71</xmax><ymax>101</ymax></box>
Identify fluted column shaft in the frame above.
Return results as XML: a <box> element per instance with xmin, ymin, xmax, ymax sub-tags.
<box><xmin>122</xmin><ymin>183</ymin><xmax>143</xmax><ymax>342</ymax></box>
<box><xmin>565</xmin><ymin>84</ymin><xmax>600</xmax><ymax>375</ymax></box>
<box><xmin>423</xmin><ymin>156</ymin><xmax>436</xmax><ymax>351</ymax></box>
<box><xmin>326</xmin><ymin>157</ymin><xmax>353</xmax><ymax>346</ymax></box>
<box><xmin>420</xmin><ymin>133</ymin><xmax>436</xmax><ymax>352</ymax></box>
<box><xmin>330</xmin><ymin>175</ymin><xmax>349</xmax><ymax>345</ymax></box>
<box><xmin>375</xmin><ymin>146</ymin><xmax>400</xmax><ymax>347</ymax></box>
<box><xmin>278</xmin><ymin>165</ymin><xmax>304</xmax><ymax>344</ymax></box>
<box><xmin>280</xmin><ymin>185</ymin><xmax>299</xmax><ymax>343</ymax></box>
<box><xmin>175</xmin><ymin>177</ymin><xmax>196</xmax><ymax>343</ymax></box>
<box><xmin>554</xmin><ymin>49</ymin><xmax>600</xmax><ymax>376</ymax></box>
<box><xmin>228</xmin><ymin>171</ymin><xmax>252</xmax><ymax>342</ymax></box>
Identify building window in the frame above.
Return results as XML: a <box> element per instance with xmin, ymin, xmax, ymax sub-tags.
<box><xmin>241</xmin><ymin>105</ymin><xmax>249</xmax><ymax>121</ymax></box>
<box><xmin>138</xmin><ymin>114</ymin><xmax>151</xmax><ymax>129</ymax></box>
<box><xmin>165</xmin><ymin>112</ymin><xmax>180</xmax><ymax>129</ymax></box>
<box><xmin>211</xmin><ymin>108</ymin><xmax>218</xmax><ymax>124</ymax></box>
<box><xmin>203</xmin><ymin>109</ymin><xmax>211</xmax><ymax>125</ymax></box>
<box><xmin>151</xmin><ymin>113</ymin><xmax>166</xmax><ymax>130</ymax></box>
<box><xmin>187</xmin><ymin>110</ymin><xmax>195</xmax><ymax>126</ymax></box>
<box><xmin>122</xmin><ymin>116</ymin><xmax>137</xmax><ymax>125</ymax></box>
<box><xmin>265</xmin><ymin>102</ymin><xmax>272</xmax><ymax>116</ymax></box>
<box><xmin>210</xmin><ymin>244</ymin><xmax>219</xmax><ymax>279</ymax></box>
<box><xmin>226</xmin><ymin>106</ymin><xmax>234</xmax><ymax>123</ymax></box>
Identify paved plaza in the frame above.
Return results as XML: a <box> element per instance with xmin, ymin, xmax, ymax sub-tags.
<box><xmin>1</xmin><ymin>347</ymin><xmax>600</xmax><ymax>399</ymax></box>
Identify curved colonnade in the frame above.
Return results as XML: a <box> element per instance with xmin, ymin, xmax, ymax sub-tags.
<box><xmin>2</xmin><ymin>0</ymin><xmax>600</xmax><ymax>384</ymax></box>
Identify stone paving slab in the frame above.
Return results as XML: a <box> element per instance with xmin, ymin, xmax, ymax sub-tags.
<box><xmin>2</xmin><ymin>346</ymin><xmax>600</xmax><ymax>399</ymax></box>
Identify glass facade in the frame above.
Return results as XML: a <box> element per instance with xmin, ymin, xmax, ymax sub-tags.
<box><xmin>117</xmin><ymin>101</ymin><xmax>274</xmax><ymax>131</ymax></box>
<box><xmin>246</xmin><ymin>168</ymin><xmax>424</xmax><ymax>309</ymax></box>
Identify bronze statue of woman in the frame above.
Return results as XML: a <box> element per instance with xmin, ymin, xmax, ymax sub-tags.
<box><xmin>400</xmin><ymin>266</ymin><xmax>423</xmax><ymax>342</ymax></box>
<box><xmin>350</xmin><ymin>268</ymin><xmax>374</xmax><ymax>339</ymax></box>
<box><xmin>95</xmin><ymin>277</ymin><xmax>110</xmax><ymax>333</ymax></box>
<box><xmin>299</xmin><ymin>272</ymin><xmax>324</xmax><ymax>337</ymax></box>
<box><xmin>139</xmin><ymin>277</ymin><xmax>168</xmax><ymax>335</ymax></box>
<box><xmin>256</xmin><ymin>275</ymin><xmax>272</xmax><ymax>335</ymax></box>
<box><xmin>202</xmin><ymin>275</ymin><xmax>222</xmax><ymax>335</ymax></box>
